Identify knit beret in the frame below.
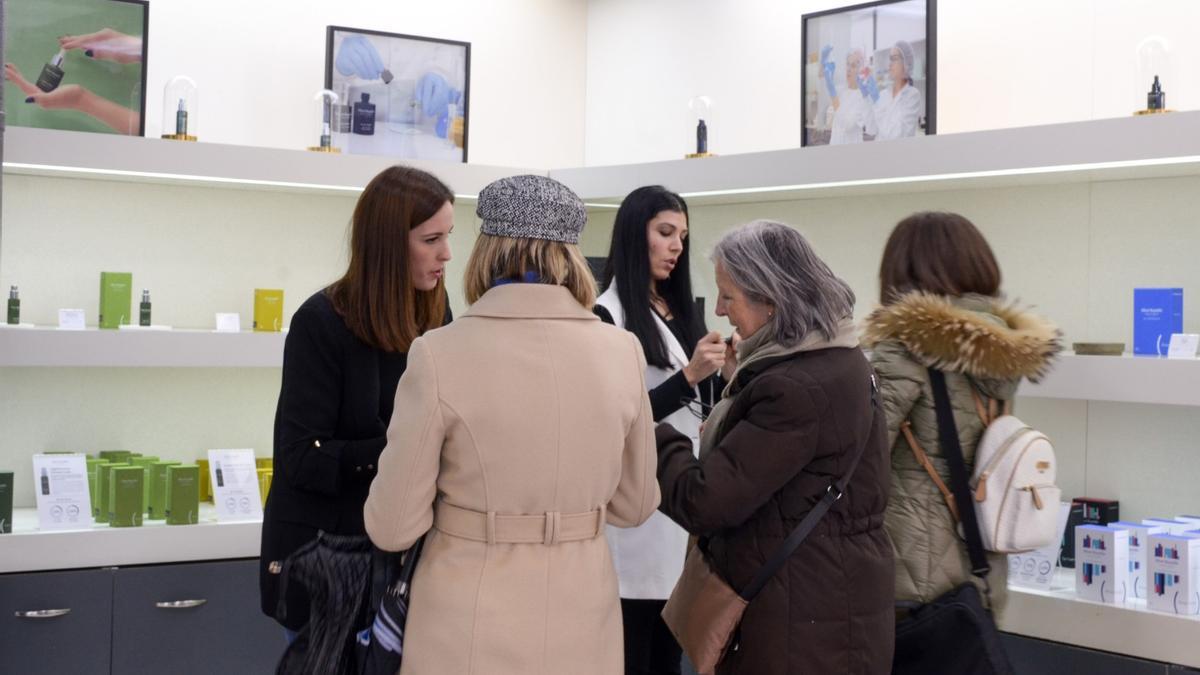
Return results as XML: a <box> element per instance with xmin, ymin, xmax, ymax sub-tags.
<box><xmin>476</xmin><ymin>175</ymin><xmax>586</xmax><ymax>245</ymax></box>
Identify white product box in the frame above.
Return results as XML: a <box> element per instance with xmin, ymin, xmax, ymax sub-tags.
<box><xmin>1177</xmin><ymin>515</ymin><xmax>1200</xmax><ymax>527</ymax></box>
<box><xmin>1075</xmin><ymin>525</ymin><xmax>1129</xmax><ymax>604</ymax></box>
<box><xmin>1146</xmin><ymin>534</ymin><xmax>1200</xmax><ymax>616</ymax></box>
<box><xmin>1109</xmin><ymin>521</ymin><xmax>1168</xmax><ymax>598</ymax></box>
<box><xmin>1143</xmin><ymin>518</ymin><xmax>1195</xmax><ymax>535</ymax></box>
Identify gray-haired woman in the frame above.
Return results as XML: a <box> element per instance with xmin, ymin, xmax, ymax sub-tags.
<box><xmin>655</xmin><ymin>220</ymin><xmax>894</xmax><ymax>675</ymax></box>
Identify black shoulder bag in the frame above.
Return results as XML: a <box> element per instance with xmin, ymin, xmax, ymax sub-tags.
<box><xmin>891</xmin><ymin>368</ymin><xmax>1013</xmax><ymax>675</ymax></box>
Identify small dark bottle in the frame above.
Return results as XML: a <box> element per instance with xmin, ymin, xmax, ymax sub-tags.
<box><xmin>215</xmin><ymin>462</ymin><xmax>224</xmax><ymax>488</ymax></box>
<box><xmin>1148</xmin><ymin>76</ymin><xmax>1165</xmax><ymax>111</ymax></box>
<box><xmin>353</xmin><ymin>93</ymin><xmax>376</xmax><ymax>136</ymax></box>
<box><xmin>6</xmin><ymin>286</ymin><xmax>18</xmax><ymax>325</ymax></box>
<box><xmin>140</xmin><ymin>289</ymin><xmax>152</xmax><ymax>327</ymax></box>
<box><xmin>36</xmin><ymin>50</ymin><xmax>66</xmax><ymax>92</ymax></box>
<box><xmin>41</xmin><ymin>468</ymin><xmax>50</xmax><ymax>496</ymax></box>
<box><xmin>696</xmin><ymin>119</ymin><xmax>708</xmax><ymax>154</ymax></box>
<box><xmin>175</xmin><ymin>98</ymin><xmax>189</xmax><ymax>135</ymax></box>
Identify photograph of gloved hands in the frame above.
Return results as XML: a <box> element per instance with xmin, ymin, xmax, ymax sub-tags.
<box><xmin>5</xmin><ymin>28</ymin><xmax>143</xmax><ymax>135</ymax></box>
<box><xmin>330</xmin><ymin>30</ymin><xmax>467</xmax><ymax>161</ymax></box>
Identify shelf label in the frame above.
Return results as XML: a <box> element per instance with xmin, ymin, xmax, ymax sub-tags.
<box><xmin>32</xmin><ymin>454</ymin><xmax>93</xmax><ymax>531</ymax></box>
<box><xmin>1009</xmin><ymin>501</ymin><xmax>1072</xmax><ymax>590</ymax></box>
<box><xmin>214</xmin><ymin>313</ymin><xmax>241</xmax><ymax>333</ymax></box>
<box><xmin>57</xmin><ymin>309</ymin><xmax>86</xmax><ymax>330</ymax></box>
<box><xmin>1167</xmin><ymin>333</ymin><xmax>1200</xmax><ymax>359</ymax></box>
<box><xmin>207</xmin><ymin>449</ymin><xmax>262</xmax><ymax>522</ymax></box>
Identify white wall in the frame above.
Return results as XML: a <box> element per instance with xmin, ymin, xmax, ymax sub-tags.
<box><xmin>141</xmin><ymin>0</ymin><xmax>588</xmax><ymax>168</ymax></box>
<box><xmin>585</xmin><ymin>0</ymin><xmax>1200</xmax><ymax>165</ymax></box>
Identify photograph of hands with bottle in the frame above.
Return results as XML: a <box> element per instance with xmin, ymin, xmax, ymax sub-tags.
<box><xmin>802</xmin><ymin>0</ymin><xmax>934</xmax><ymax>147</ymax></box>
<box><xmin>326</xmin><ymin>26</ymin><xmax>470</xmax><ymax>162</ymax></box>
<box><xmin>3</xmin><ymin>0</ymin><xmax>147</xmax><ymax>135</ymax></box>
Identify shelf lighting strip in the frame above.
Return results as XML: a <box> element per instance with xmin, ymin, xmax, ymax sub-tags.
<box><xmin>673</xmin><ymin>154</ymin><xmax>1200</xmax><ymax>199</ymax></box>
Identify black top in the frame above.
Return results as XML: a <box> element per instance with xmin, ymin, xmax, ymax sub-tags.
<box><xmin>259</xmin><ymin>289</ymin><xmax>450</xmax><ymax>629</ymax></box>
<box><xmin>593</xmin><ymin>304</ymin><xmax>722</xmax><ymax>422</ymax></box>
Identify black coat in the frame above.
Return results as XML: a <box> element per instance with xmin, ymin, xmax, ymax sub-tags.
<box><xmin>259</xmin><ymin>290</ymin><xmax>449</xmax><ymax>630</ymax></box>
<box><xmin>656</xmin><ymin>347</ymin><xmax>894</xmax><ymax>675</ymax></box>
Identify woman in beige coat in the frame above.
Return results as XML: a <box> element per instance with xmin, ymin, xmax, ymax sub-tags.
<box><xmin>365</xmin><ymin>174</ymin><xmax>660</xmax><ymax>675</ymax></box>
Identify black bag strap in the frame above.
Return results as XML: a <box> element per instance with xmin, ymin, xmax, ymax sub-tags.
<box><xmin>927</xmin><ymin>368</ymin><xmax>991</xmax><ymax>580</ymax></box>
<box><xmin>739</xmin><ymin>373</ymin><xmax>879</xmax><ymax>602</ymax></box>
<box><xmin>395</xmin><ymin>536</ymin><xmax>425</xmax><ymax>595</ymax></box>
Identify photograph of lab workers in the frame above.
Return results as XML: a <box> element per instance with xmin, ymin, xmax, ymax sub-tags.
<box><xmin>326</xmin><ymin>27</ymin><xmax>469</xmax><ymax>162</ymax></box>
<box><xmin>3</xmin><ymin>0</ymin><xmax>147</xmax><ymax>136</ymax></box>
<box><xmin>802</xmin><ymin>0</ymin><xmax>931</xmax><ymax>146</ymax></box>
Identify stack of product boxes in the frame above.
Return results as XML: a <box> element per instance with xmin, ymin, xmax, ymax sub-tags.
<box><xmin>1076</xmin><ymin>514</ymin><xmax>1200</xmax><ymax>616</ymax></box>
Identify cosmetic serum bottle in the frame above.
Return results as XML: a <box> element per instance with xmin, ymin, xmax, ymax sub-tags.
<box><xmin>36</xmin><ymin>50</ymin><xmax>66</xmax><ymax>92</ymax></box>
<box><xmin>40</xmin><ymin>468</ymin><xmax>50</xmax><ymax>496</ymax></box>
<box><xmin>696</xmin><ymin>119</ymin><xmax>708</xmax><ymax>155</ymax></box>
<box><xmin>175</xmin><ymin>98</ymin><xmax>189</xmax><ymax>136</ymax></box>
<box><xmin>214</xmin><ymin>461</ymin><xmax>224</xmax><ymax>488</ymax></box>
<box><xmin>6</xmin><ymin>286</ymin><xmax>18</xmax><ymax>325</ymax></box>
<box><xmin>1148</xmin><ymin>76</ymin><xmax>1165</xmax><ymax>111</ymax></box>
<box><xmin>353</xmin><ymin>93</ymin><xmax>376</xmax><ymax>136</ymax></box>
<box><xmin>140</xmin><ymin>289</ymin><xmax>152</xmax><ymax>327</ymax></box>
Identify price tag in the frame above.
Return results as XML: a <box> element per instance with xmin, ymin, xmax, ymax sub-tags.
<box><xmin>207</xmin><ymin>449</ymin><xmax>262</xmax><ymax>522</ymax></box>
<box><xmin>58</xmin><ymin>309</ymin><xmax>86</xmax><ymax>330</ymax></box>
<box><xmin>32</xmin><ymin>454</ymin><xmax>92</xmax><ymax>531</ymax></box>
<box><xmin>214</xmin><ymin>313</ymin><xmax>241</xmax><ymax>333</ymax></box>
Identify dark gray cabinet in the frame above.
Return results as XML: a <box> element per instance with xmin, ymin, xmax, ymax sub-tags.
<box><xmin>112</xmin><ymin>560</ymin><xmax>281</xmax><ymax>675</ymax></box>
<box><xmin>0</xmin><ymin>560</ymin><xmax>282</xmax><ymax>675</ymax></box>
<box><xmin>0</xmin><ymin>568</ymin><xmax>114</xmax><ymax>674</ymax></box>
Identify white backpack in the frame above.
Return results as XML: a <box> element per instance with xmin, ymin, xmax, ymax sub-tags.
<box><xmin>902</xmin><ymin>390</ymin><xmax>1061</xmax><ymax>554</ymax></box>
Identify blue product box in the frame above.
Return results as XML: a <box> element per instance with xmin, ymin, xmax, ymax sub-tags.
<box><xmin>1133</xmin><ymin>288</ymin><xmax>1183</xmax><ymax>356</ymax></box>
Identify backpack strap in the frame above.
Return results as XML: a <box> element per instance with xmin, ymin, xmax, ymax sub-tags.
<box><xmin>969</xmin><ymin>387</ymin><xmax>1012</xmax><ymax>425</ymax></box>
<box><xmin>900</xmin><ymin>421</ymin><xmax>960</xmax><ymax>522</ymax></box>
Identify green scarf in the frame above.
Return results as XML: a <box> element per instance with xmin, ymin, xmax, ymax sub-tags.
<box><xmin>698</xmin><ymin>317</ymin><xmax>860</xmax><ymax>460</ymax></box>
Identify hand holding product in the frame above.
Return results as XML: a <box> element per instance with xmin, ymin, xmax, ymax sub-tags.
<box><xmin>416</xmin><ymin>72</ymin><xmax>460</xmax><ymax>118</ymax></box>
<box><xmin>684</xmin><ymin>331</ymin><xmax>727</xmax><ymax>387</ymax></box>
<box><xmin>858</xmin><ymin>71</ymin><xmax>880</xmax><ymax>103</ymax></box>
<box><xmin>335</xmin><ymin>35</ymin><xmax>388</xmax><ymax>81</ymax></box>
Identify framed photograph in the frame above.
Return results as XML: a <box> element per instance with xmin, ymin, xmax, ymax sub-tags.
<box><xmin>325</xmin><ymin>26</ymin><xmax>470</xmax><ymax>163</ymax></box>
<box><xmin>802</xmin><ymin>0</ymin><xmax>936</xmax><ymax>147</ymax></box>
<box><xmin>3</xmin><ymin>0</ymin><xmax>148</xmax><ymax>136</ymax></box>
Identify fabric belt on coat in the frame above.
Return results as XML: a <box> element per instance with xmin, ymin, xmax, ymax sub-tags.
<box><xmin>434</xmin><ymin>501</ymin><xmax>607</xmax><ymax>545</ymax></box>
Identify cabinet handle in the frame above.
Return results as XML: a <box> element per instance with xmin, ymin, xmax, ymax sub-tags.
<box><xmin>15</xmin><ymin>609</ymin><xmax>71</xmax><ymax>619</ymax></box>
<box><xmin>155</xmin><ymin>599</ymin><xmax>207</xmax><ymax>609</ymax></box>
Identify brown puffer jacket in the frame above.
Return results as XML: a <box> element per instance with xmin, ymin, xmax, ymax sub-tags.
<box><xmin>656</xmin><ymin>346</ymin><xmax>894</xmax><ymax>675</ymax></box>
<box><xmin>861</xmin><ymin>292</ymin><xmax>1060</xmax><ymax>618</ymax></box>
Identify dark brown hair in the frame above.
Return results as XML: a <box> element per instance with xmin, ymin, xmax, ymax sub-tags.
<box><xmin>327</xmin><ymin>166</ymin><xmax>453</xmax><ymax>352</ymax></box>
<box><xmin>879</xmin><ymin>211</ymin><xmax>1001</xmax><ymax>304</ymax></box>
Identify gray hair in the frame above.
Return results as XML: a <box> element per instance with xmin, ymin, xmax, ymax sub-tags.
<box><xmin>711</xmin><ymin>220</ymin><xmax>855</xmax><ymax>346</ymax></box>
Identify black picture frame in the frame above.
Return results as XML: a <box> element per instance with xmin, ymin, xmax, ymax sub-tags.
<box><xmin>324</xmin><ymin>25</ymin><xmax>471</xmax><ymax>163</ymax></box>
<box><xmin>801</xmin><ymin>0</ymin><xmax>936</xmax><ymax>147</ymax></box>
<box><xmin>115</xmin><ymin>0</ymin><xmax>149</xmax><ymax>137</ymax></box>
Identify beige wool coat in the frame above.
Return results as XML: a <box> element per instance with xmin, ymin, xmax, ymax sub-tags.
<box><xmin>364</xmin><ymin>283</ymin><xmax>660</xmax><ymax>675</ymax></box>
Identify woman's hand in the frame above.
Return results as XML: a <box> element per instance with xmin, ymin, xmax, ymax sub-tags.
<box><xmin>720</xmin><ymin>331</ymin><xmax>741</xmax><ymax>381</ymax></box>
<box><xmin>683</xmin><ymin>331</ymin><xmax>726</xmax><ymax>387</ymax></box>
<box><xmin>59</xmin><ymin>29</ymin><xmax>144</xmax><ymax>64</ymax></box>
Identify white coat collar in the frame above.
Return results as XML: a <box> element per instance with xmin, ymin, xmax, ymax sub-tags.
<box><xmin>597</xmin><ymin>280</ymin><xmax>690</xmax><ymax>371</ymax></box>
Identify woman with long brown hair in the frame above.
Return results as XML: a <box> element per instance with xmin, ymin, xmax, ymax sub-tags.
<box><xmin>259</xmin><ymin>166</ymin><xmax>455</xmax><ymax>639</ymax></box>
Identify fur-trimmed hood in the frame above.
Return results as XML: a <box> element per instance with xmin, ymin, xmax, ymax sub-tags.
<box><xmin>861</xmin><ymin>292</ymin><xmax>1061</xmax><ymax>382</ymax></box>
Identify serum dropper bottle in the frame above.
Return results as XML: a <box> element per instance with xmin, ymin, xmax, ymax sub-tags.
<box><xmin>7</xmin><ymin>286</ymin><xmax>18</xmax><ymax>325</ymax></box>
<box><xmin>140</xmin><ymin>289</ymin><xmax>152</xmax><ymax>327</ymax></box>
<box><xmin>36</xmin><ymin>50</ymin><xmax>66</xmax><ymax>92</ymax></box>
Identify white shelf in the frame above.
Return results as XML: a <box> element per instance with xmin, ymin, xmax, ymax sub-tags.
<box><xmin>549</xmin><ymin>112</ymin><xmax>1200</xmax><ymax>204</ymax></box>
<box><xmin>1004</xmin><ymin>570</ymin><xmax>1200</xmax><ymax>668</ymax></box>
<box><xmin>2</xmin><ymin>126</ymin><xmax>539</xmax><ymax>198</ymax></box>
<box><xmin>0</xmin><ymin>326</ymin><xmax>285</xmax><ymax>367</ymax></box>
<box><xmin>1019</xmin><ymin>353</ymin><xmax>1200</xmax><ymax>407</ymax></box>
<box><xmin>1</xmin><ymin>506</ymin><xmax>260</xmax><ymax>574</ymax></box>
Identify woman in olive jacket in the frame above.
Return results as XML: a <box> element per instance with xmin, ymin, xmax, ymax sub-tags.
<box><xmin>656</xmin><ymin>220</ymin><xmax>894</xmax><ymax>675</ymax></box>
<box><xmin>862</xmin><ymin>211</ymin><xmax>1060</xmax><ymax>619</ymax></box>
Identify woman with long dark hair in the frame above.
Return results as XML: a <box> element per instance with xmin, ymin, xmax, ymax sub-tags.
<box><xmin>595</xmin><ymin>185</ymin><xmax>730</xmax><ymax>675</ymax></box>
<box><xmin>259</xmin><ymin>166</ymin><xmax>455</xmax><ymax>639</ymax></box>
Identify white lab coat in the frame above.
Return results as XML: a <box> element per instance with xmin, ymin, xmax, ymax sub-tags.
<box><xmin>866</xmin><ymin>82</ymin><xmax>923</xmax><ymax>141</ymax></box>
<box><xmin>829</xmin><ymin>88</ymin><xmax>871</xmax><ymax>145</ymax></box>
<box><xmin>597</xmin><ymin>282</ymin><xmax>700</xmax><ymax>600</ymax></box>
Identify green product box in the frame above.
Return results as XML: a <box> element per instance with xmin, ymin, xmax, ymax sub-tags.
<box><xmin>253</xmin><ymin>288</ymin><xmax>285</xmax><ymax>332</ymax></box>
<box><xmin>99</xmin><ymin>450</ymin><xmax>132</xmax><ymax>464</ymax></box>
<box><xmin>129</xmin><ymin>456</ymin><xmax>160</xmax><ymax>513</ymax></box>
<box><xmin>0</xmin><ymin>471</ymin><xmax>13</xmax><ymax>534</ymax></box>
<box><xmin>165</xmin><ymin>464</ymin><xmax>199</xmax><ymax>525</ymax></box>
<box><xmin>86</xmin><ymin>458</ymin><xmax>104</xmax><ymax>513</ymax></box>
<box><xmin>108</xmin><ymin>466</ymin><xmax>144</xmax><ymax>527</ymax></box>
<box><xmin>99</xmin><ymin>272</ymin><xmax>133</xmax><ymax>329</ymax></box>
<box><xmin>95</xmin><ymin>462</ymin><xmax>125</xmax><ymax>523</ymax></box>
<box><xmin>147</xmin><ymin>461</ymin><xmax>181</xmax><ymax>520</ymax></box>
